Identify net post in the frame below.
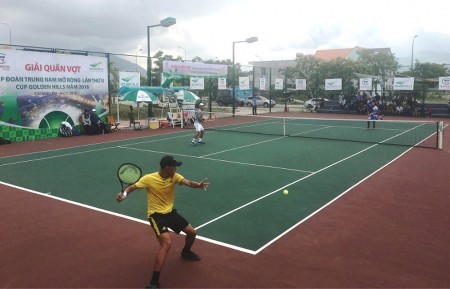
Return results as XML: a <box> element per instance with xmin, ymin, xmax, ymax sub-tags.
<box><xmin>437</xmin><ymin>121</ymin><xmax>443</xmax><ymax>150</ymax></box>
<box><xmin>283</xmin><ymin>117</ymin><xmax>286</xmax><ymax>136</ymax></box>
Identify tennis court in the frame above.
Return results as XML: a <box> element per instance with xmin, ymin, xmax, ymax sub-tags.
<box><xmin>1</xmin><ymin>112</ymin><xmax>449</xmax><ymax>288</ymax></box>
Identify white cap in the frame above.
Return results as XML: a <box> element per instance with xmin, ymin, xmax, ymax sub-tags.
<box><xmin>199</xmin><ymin>103</ymin><xmax>205</xmax><ymax>106</ymax></box>
<box><xmin>92</xmin><ymin>108</ymin><xmax>96</xmax><ymax>112</ymax></box>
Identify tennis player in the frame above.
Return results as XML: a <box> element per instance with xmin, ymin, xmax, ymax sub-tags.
<box><xmin>191</xmin><ymin>103</ymin><xmax>206</xmax><ymax>146</ymax></box>
<box><xmin>116</xmin><ymin>155</ymin><xmax>209</xmax><ymax>289</ymax></box>
<box><xmin>367</xmin><ymin>101</ymin><xmax>379</xmax><ymax>128</ymax></box>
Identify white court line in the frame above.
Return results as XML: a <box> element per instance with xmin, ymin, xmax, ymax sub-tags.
<box><xmin>255</xmin><ymin>145</ymin><xmax>415</xmax><ymax>254</ymax></box>
<box><xmin>0</xmin><ymin>123</ymin><xmax>435</xmax><ymax>255</ymax></box>
<box><xmin>194</xmin><ymin>122</ymin><xmax>431</xmax><ymax>254</ymax></box>
<box><xmin>119</xmin><ymin>146</ymin><xmax>314</xmax><ymax>174</ymax></box>
<box><xmin>0</xmin><ymin>180</ymin><xmax>149</xmax><ymax>225</ymax></box>
<box><xmin>0</xmin><ymin>132</ymin><xmax>192</xmax><ymax>167</ymax></box>
<box><xmin>0</xmin><ymin>130</ymin><xmax>190</xmax><ymax>159</ymax></box>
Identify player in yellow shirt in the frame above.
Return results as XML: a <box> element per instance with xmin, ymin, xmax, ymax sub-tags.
<box><xmin>116</xmin><ymin>155</ymin><xmax>209</xmax><ymax>289</ymax></box>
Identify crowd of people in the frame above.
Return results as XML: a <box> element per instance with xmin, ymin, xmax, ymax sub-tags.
<box><xmin>81</xmin><ymin>108</ymin><xmax>111</xmax><ymax>135</ymax></box>
<box><xmin>337</xmin><ymin>92</ymin><xmax>433</xmax><ymax>117</ymax></box>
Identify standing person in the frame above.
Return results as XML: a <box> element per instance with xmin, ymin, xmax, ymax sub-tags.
<box><xmin>191</xmin><ymin>103</ymin><xmax>206</xmax><ymax>146</ymax></box>
<box><xmin>116</xmin><ymin>155</ymin><xmax>209</xmax><ymax>289</ymax></box>
<box><xmin>252</xmin><ymin>95</ymin><xmax>257</xmax><ymax>115</ymax></box>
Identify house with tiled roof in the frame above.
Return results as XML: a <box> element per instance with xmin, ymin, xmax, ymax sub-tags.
<box><xmin>313</xmin><ymin>46</ymin><xmax>392</xmax><ymax>61</ymax></box>
<box><xmin>249</xmin><ymin>46</ymin><xmax>393</xmax><ymax>92</ymax></box>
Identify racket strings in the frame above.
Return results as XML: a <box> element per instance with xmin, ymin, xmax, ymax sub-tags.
<box><xmin>118</xmin><ymin>164</ymin><xmax>141</xmax><ymax>184</ymax></box>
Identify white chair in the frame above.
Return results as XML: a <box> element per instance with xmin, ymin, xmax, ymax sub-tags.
<box><xmin>167</xmin><ymin>112</ymin><xmax>181</xmax><ymax>127</ymax></box>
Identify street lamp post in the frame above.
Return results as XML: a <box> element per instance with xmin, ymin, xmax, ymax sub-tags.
<box><xmin>1</xmin><ymin>22</ymin><xmax>11</xmax><ymax>45</ymax></box>
<box><xmin>232</xmin><ymin>36</ymin><xmax>258</xmax><ymax>115</ymax></box>
<box><xmin>147</xmin><ymin>17</ymin><xmax>176</xmax><ymax>86</ymax></box>
<box><xmin>411</xmin><ymin>35</ymin><xmax>418</xmax><ymax>71</ymax></box>
<box><xmin>177</xmin><ymin>46</ymin><xmax>186</xmax><ymax>61</ymax></box>
<box><xmin>135</xmin><ymin>48</ymin><xmax>142</xmax><ymax>72</ymax></box>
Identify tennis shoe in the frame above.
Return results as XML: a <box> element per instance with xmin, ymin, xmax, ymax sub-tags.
<box><xmin>181</xmin><ymin>248</ymin><xmax>201</xmax><ymax>261</ymax></box>
<box><xmin>190</xmin><ymin>140</ymin><xmax>197</xmax><ymax>146</ymax></box>
<box><xmin>198</xmin><ymin>140</ymin><xmax>206</xmax><ymax>144</ymax></box>
<box><xmin>146</xmin><ymin>281</ymin><xmax>160</xmax><ymax>288</ymax></box>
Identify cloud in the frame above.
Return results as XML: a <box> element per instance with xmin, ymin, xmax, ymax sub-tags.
<box><xmin>1</xmin><ymin>0</ymin><xmax>450</xmax><ymax>65</ymax></box>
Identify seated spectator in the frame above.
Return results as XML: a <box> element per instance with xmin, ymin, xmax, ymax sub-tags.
<box><xmin>90</xmin><ymin>109</ymin><xmax>110</xmax><ymax>134</ymax></box>
<box><xmin>396</xmin><ymin>105</ymin><xmax>404</xmax><ymax>115</ymax></box>
<box><xmin>81</xmin><ymin>109</ymin><xmax>93</xmax><ymax>135</ymax></box>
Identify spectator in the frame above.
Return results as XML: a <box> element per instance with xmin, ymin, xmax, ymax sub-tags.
<box><xmin>81</xmin><ymin>109</ymin><xmax>92</xmax><ymax>134</ymax></box>
<box><xmin>90</xmin><ymin>109</ymin><xmax>110</xmax><ymax>134</ymax></box>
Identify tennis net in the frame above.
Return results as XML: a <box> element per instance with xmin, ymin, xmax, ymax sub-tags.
<box><xmin>192</xmin><ymin>111</ymin><xmax>444</xmax><ymax>149</ymax></box>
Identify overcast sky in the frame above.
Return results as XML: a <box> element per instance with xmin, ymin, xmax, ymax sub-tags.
<box><xmin>2</xmin><ymin>0</ymin><xmax>450</xmax><ymax>68</ymax></box>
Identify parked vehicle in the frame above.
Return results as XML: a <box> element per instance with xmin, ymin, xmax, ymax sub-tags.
<box><xmin>216</xmin><ymin>93</ymin><xmax>244</xmax><ymax>107</ymax></box>
<box><xmin>245</xmin><ymin>95</ymin><xmax>276</xmax><ymax>108</ymax></box>
<box><xmin>304</xmin><ymin>97</ymin><xmax>329</xmax><ymax>107</ymax></box>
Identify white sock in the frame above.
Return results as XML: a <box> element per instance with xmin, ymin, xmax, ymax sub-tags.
<box><xmin>199</xmin><ymin>138</ymin><xmax>202</xmax><ymax>142</ymax></box>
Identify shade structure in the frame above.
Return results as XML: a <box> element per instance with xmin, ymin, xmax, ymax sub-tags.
<box><xmin>119</xmin><ymin>90</ymin><xmax>160</xmax><ymax>104</ymax></box>
<box><xmin>175</xmin><ymin>90</ymin><xmax>200</xmax><ymax>103</ymax></box>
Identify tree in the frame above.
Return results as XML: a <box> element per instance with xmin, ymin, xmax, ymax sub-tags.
<box><xmin>150</xmin><ymin>51</ymin><xmax>180</xmax><ymax>86</ymax></box>
<box><xmin>295</xmin><ymin>54</ymin><xmax>321</xmax><ymax>98</ymax></box>
<box><xmin>320</xmin><ymin>58</ymin><xmax>358</xmax><ymax>99</ymax></box>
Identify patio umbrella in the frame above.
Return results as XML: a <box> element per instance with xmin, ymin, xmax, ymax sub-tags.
<box><xmin>119</xmin><ymin>90</ymin><xmax>159</xmax><ymax>120</ymax></box>
<box><xmin>119</xmin><ymin>90</ymin><xmax>160</xmax><ymax>104</ymax></box>
<box><xmin>175</xmin><ymin>90</ymin><xmax>200</xmax><ymax>103</ymax></box>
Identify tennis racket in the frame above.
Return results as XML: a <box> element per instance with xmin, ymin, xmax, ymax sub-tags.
<box><xmin>117</xmin><ymin>163</ymin><xmax>142</xmax><ymax>193</ymax></box>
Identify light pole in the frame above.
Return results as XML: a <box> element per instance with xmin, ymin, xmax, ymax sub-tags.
<box><xmin>147</xmin><ymin>17</ymin><xmax>176</xmax><ymax>86</ymax></box>
<box><xmin>232</xmin><ymin>36</ymin><xmax>258</xmax><ymax>115</ymax></box>
<box><xmin>135</xmin><ymin>48</ymin><xmax>142</xmax><ymax>72</ymax></box>
<box><xmin>1</xmin><ymin>22</ymin><xmax>11</xmax><ymax>45</ymax></box>
<box><xmin>411</xmin><ymin>35</ymin><xmax>418</xmax><ymax>71</ymax></box>
<box><xmin>177</xmin><ymin>46</ymin><xmax>186</xmax><ymax>61</ymax></box>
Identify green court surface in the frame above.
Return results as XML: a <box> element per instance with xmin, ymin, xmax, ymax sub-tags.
<box><xmin>0</xmin><ymin>119</ymin><xmax>435</xmax><ymax>253</ymax></box>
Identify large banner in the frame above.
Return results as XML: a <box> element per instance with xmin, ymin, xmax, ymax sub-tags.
<box><xmin>275</xmin><ymin>78</ymin><xmax>283</xmax><ymax>90</ymax></box>
<box><xmin>119</xmin><ymin>71</ymin><xmax>140</xmax><ymax>88</ymax></box>
<box><xmin>239</xmin><ymin>77</ymin><xmax>250</xmax><ymax>90</ymax></box>
<box><xmin>218</xmin><ymin>77</ymin><xmax>227</xmax><ymax>90</ymax></box>
<box><xmin>393</xmin><ymin>77</ymin><xmax>414</xmax><ymax>90</ymax></box>
<box><xmin>259</xmin><ymin>78</ymin><xmax>266</xmax><ymax>91</ymax></box>
<box><xmin>295</xmin><ymin>79</ymin><xmax>306</xmax><ymax>90</ymax></box>
<box><xmin>162</xmin><ymin>60</ymin><xmax>227</xmax><ymax>78</ymax></box>
<box><xmin>438</xmin><ymin>76</ymin><xmax>450</xmax><ymax>90</ymax></box>
<box><xmin>0</xmin><ymin>49</ymin><xmax>108</xmax><ymax>129</ymax></box>
<box><xmin>325</xmin><ymin>78</ymin><xmax>342</xmax><ymax>90</ymax></box>
<box><xmin>190</xmin><ymin>77</ymin><xmax>205</xmax><ymax>89</ymax></box>
<box><xmin>359</xmin><ymin>78</ymin><xmax>372</xmax><ymax>90</ymax></box>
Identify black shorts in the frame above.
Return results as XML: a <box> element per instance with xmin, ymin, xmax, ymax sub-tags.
<box><xmin>148</xmin><ymin>209</ymin><xmax>189</xmax><ymax>237</ymax></box>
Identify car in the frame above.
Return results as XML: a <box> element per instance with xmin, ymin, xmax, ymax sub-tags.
<box><xmin>216</xmin><ymin>93</ymin><xmax>244</xmax><ymax>107</ymax></box>
<box><xmin>245</xmin><ymin>95</ymin><xmax>276</xmax><ymax>108</ymax></box>
<box><xmin>304</xmin><ymin>97</ymin><xmax>330</xmax><ymax>108</ymax></box>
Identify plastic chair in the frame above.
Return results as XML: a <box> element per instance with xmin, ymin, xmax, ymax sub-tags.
<box><xmin>167</xmin><ymin>112</ymin><xmax>181</xmax><ymax>127</ymax></box>
<box><xmin>106</xmin><ymin>115</ymin><xmax>120</xmax><ymax>132</ymax></box>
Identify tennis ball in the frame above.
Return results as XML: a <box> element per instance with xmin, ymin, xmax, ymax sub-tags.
<box><xmin>283</xmin><ymin>189</ymin><xmax>289</xmax><ymax>195</ymax></box>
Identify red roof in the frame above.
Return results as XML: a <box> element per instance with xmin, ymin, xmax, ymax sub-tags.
<box><xmin>314</xmin><ymin>48</ymin><xmax>354</xmax><ymax>60</ymax></box>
